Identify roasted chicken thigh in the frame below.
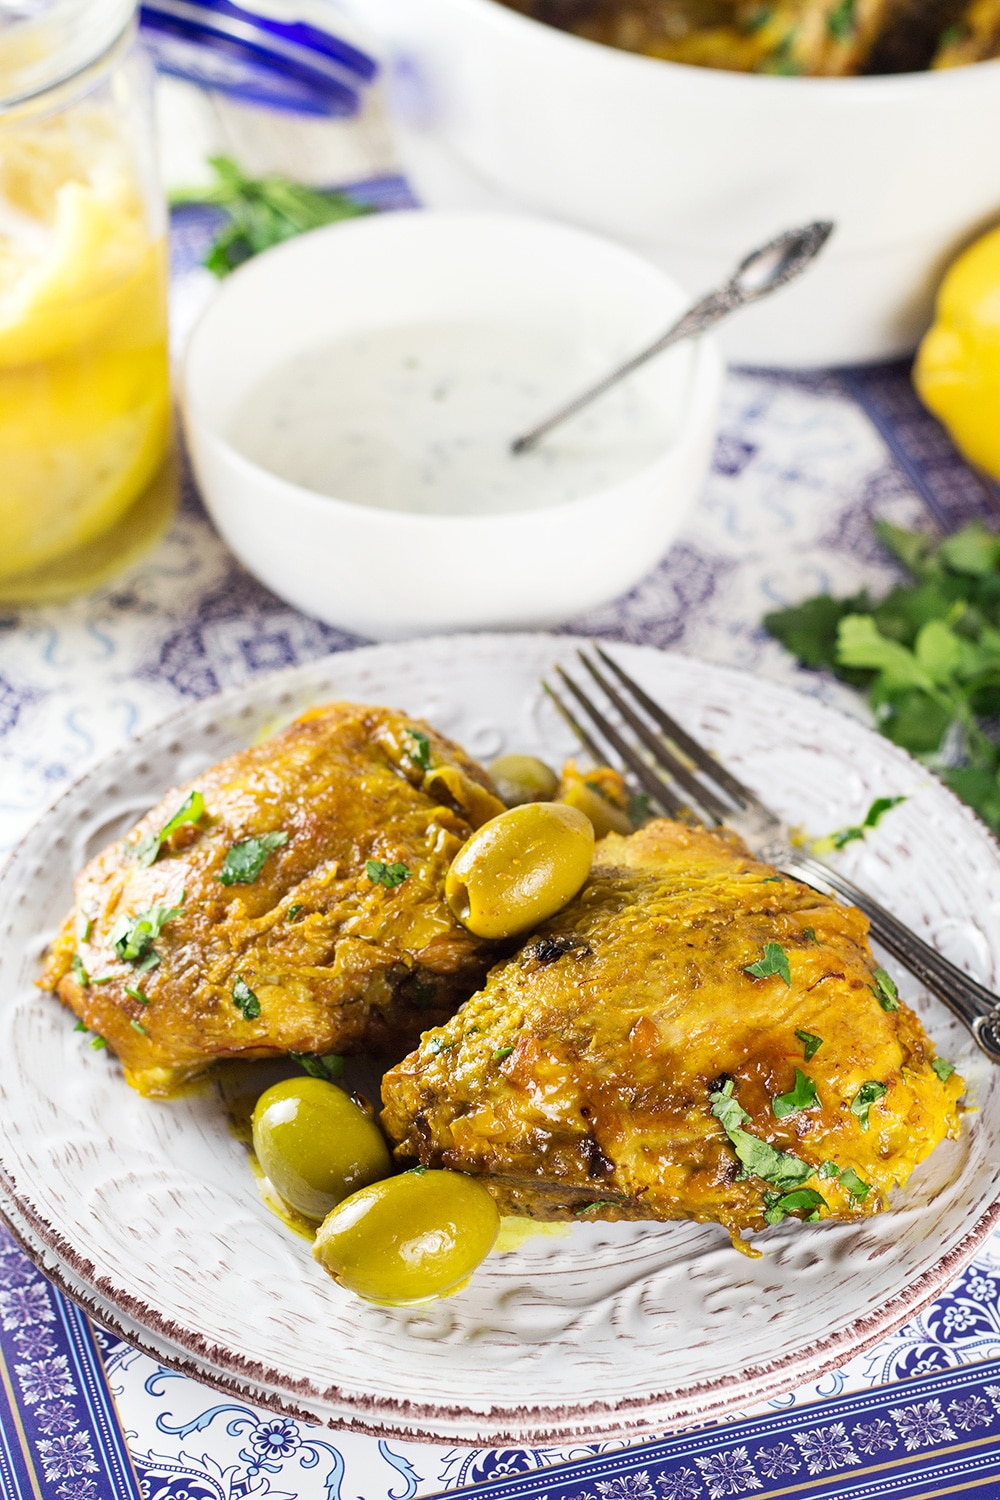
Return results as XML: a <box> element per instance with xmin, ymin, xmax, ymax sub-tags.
<box><xmin>381</xmin><ymin>818</ymin><xmax>964</xmax><ymax>1242</ymax></box>
<box><xmin>43</xmin><ymin>702</ymin><xmax>505</xmax><ymax>1096</ymax></box>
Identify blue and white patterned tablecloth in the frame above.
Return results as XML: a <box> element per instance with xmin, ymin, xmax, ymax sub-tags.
<box><xmin>3</xmin><ymin>190</ymin><xmax>1000</xmax><ymax>1500</ymax></box>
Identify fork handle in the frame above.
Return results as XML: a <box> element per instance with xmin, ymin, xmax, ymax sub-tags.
<box><xmin>781</xmin><ymin>853</ymin><xmax>1000</xmax><ymax>1063</ymax></box>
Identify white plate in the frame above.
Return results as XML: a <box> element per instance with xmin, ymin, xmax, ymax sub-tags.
<box><xmin>1</xmin><ymin>635</ymin><xmax>998</xmax><ymax>1446</ymax></box>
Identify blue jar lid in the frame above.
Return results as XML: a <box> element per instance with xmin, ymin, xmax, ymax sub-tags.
<box><xmin>139</xmin><ymin>0</ymin><xmax>378</xmax><ymax>117</ymax></box>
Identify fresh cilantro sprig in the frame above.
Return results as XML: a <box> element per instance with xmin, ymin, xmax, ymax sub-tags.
<box><xmin>136</xmin><ymin>791</ymin><xmax>205</xmax><ymax>867</ymax></box>
<box><xmin>772</xmin><ymin>1068</ymin><xmax>819</xmax><ymax>1119</ymax></box>
<box><xmin>744</xmin><ymin>941</ymin><xmax>791</xmax><ymax>987</ymax></box>
<box><xmin>763</xmin><ymin>1187</ymin><xmax>826</xmax><ymax>1225</ymax></box>
<box><xmin>219</xmin><ymin>832</ymin><xmax>288</xmax><ymax>886</ymax></box>
<box><xmin>109</xmin><ymin>901</ymin><xmax>183</xmax><ymax>967</ymax></box>
<box><xmin>404</xmin><ymin>729</ymin><xmax>432</xmax><ymax>771</ymax></box>
<box><xmin>812</xmin><ymin>796</ymin><xmax>906</xmax><ymax>855</ymax></box>
<box><xmin>795</xmin><ymin>1028</ymin><xmax>824</xmax><ymax>1060</ymax></box>
<box><xmin>232</xmin><ymin>976</ymin><xmax>261</xmax><ymax>1021</ymax></box>
<box><xmin>764</xmin><ymin>521</ymin><xmax>1000</xmax><ymax>834</ymax></box>
<box><xmin>170</xmin><ymin>156</ymin><xmax>370</xmax><ymax>278</ymax></box>
<box><xmin>871</xmin><ymin>966</ymin><xmax>899</xmax><ymax>1011</ymax></box>
<box><xmin>851</xmin><ymin>1080</ymin><xmax>888</xmax><ymax>1131</ymax></box>
<box><xmin>709</xmin><ymin>1080</ymin><xmax>813</xmax><ymax>1190</ymax></box>
<box><xmin>290</xmin><ymin>1051</ymin><xmax>344</xmax><ymax>1081</ymax></box>
<box><xmin>366</xmin><ymin>860</ymin><xmax>410</xmax><ymax>888</ymax></box>
<box><xmin>932</xmin><ymin>1056</ymin><xmax>957</xmax><ymax>1082</ymax></box>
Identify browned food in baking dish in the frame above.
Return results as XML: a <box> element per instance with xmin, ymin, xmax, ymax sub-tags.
<box><xmin>381</xmin><ymin>818</ymin><xmax>963</xmax><ymax>1245</ymax></box>
<box><xmin>43</xmin><ymin>702</ymin><xmax>505</xmax><ymax>1097</ymax></box>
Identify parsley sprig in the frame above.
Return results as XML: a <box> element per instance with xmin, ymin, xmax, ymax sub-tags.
<box><xmin>795</xmin><ymin>1028</ymin><xmax>824</xmax><ymax>1061</ymax></box>
<box><xmin>170</xmin><ymin>156</ymin><xmax>369</xmax><ymax>278</ymax></box>
<box><xmin>290</xmin><ymin>1051</ymin><xmax>344</xmax><ymax>1081</ymax></box>
<box><xmin>404</xmin><ymin>729</ymin><xmax>432</xmax><ymax>771</ymax></box>
<box><xmin>710</xmin><ymin>1080</ymin><xmax>813</xmax><ymax>1191</ymax></box>
<box><xmin>219</xmin><ymin>832</ymin><xmax>288</xmax><ymax>886</ymax></box>
<box><xmin>871</xmin><ymin>966</ymin><xmax>900</xmax><ymax>1011</ymax></box>
<box><xmin>764</xmin><ymin>521</ymin><xmax>1000</xmax><ymax>835</ymax></box>
<box><xmin>812</xmin><ymin>796</ymin><xmax>906</xmax><ymax>855</ymax></box>
<box><xmin>851</xmin><ymin>1080</ymin><xmax>888</xmax><ymax>1131</ymax></box>
<box><xmin>744</xmin><ymin>942</ymin><xmax>791</xmax><ymax>987</ymax></box>
<box><xmin>109</xmin><ymin>900</ymin><xmax>182</xmax><ymax>967</ymax></box>
<box><xmin>366</xmin><ymin>860</ymin><xmax>410</xmax><ymax>888</ymax></box>
<box><xmin>232</xmin><ymin>976</ymin><xmax>261</xmax><ymax>1021</ymax></box>
<box><xmin>772</xmin><ymin>1068</ymin><xmax>819</xmax><ymax>1119</ymax></box>
<box><xmin>136</xmin><ymin>791</ymin><xmax>205</xmax><ymax>867</ymax></box>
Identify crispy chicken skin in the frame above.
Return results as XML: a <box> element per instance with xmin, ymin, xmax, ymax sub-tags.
<box><xmin>381</xmin><ymin>819</ymin><xmax>964</xmax><ymax>1242</ymax></box>
<box><xmin>43</xmin><ymin>703</ymin><xmax>505</xmax><ymax>1097</ymax></box>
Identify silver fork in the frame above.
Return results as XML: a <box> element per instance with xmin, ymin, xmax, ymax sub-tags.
<box><xmin>545</xmin><ymin>646</ymin><xmax>1000</xmax><ymax>1064</ymax></box>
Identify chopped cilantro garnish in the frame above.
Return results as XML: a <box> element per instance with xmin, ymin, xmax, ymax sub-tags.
<box><xmin>137</xmin><ymin>791</ymin><xmax>206</xmax><ymax>867</ymax></box>
<box><xmin>232</xmin><ymin>976</ymin><xmax>261</xmax><ymax>1020</ymax></box>
<box><xmin>871</xmin><ymin>966</ymin><xmax>899</xmax><ymax>1011</ymax></box>
<box><xmin>404</xmin><ymin>729</ymin><xmax>432</xmax><ymax>770</ymax></box>
<box><xmin>709</xmin><ymin>1080</ymin><xmax>813</xmax><ymax>1190</ymax></box>
<box><xmin>73</xmin><ymin>1020</ymin><xmax>88</xmax><ymax>1033</ymax></box>
<box><xmin>772</xmin><ymin>1068</ymin><xmax>819</xmax><ymax>1119</ymax></box>
<box><xmin>795</xmin><ymin>1029</ymin><xmax>824</xmax><ymax>1061</ymax></box>
<box><xmin>130</xmin><ymin>1019</ymin><xmax>148</xmax><ymax>1035</ymax></box>
<box><xmin>134</xmin><ymin>951</ymin><xmax>160</xmax><ymax>975</ymax></box>
<box><xmin>123</xmin><ymin>985</ymin><xmax>148</xmax><ymax>1004</ymax></box>
<box><xmin>407</xmin><ymin>1165</ymin><xmax>427</xmax><ymax>1176</ymax></box>
<box><xmin>574</xmin><ymin>1201</ymin><xmax>621</xmax><ymax>1215</ymax></box>
<box><xmin>366</xmin><ymin>860</ymin><xmax>410</xmax><ymax>888</ymax></box>
<box><xmin>763</xmin><ymin>1187</ymin><xmax>827</xmax><ymax>1225</ymax></box>
<box><xmin>290</xmin><ymin>1051</ymin><xmax>344</xmax><ymax>1081</ymax></box>
<box><xmin>851</xmin><ymin>1080</ymin><xmax>888</xmax><ymax>1130</ymax></box>
<box><xmin>813</xmin><ymin>796</ymin><xmax>906</xmax><ymax>855</ymax></box>
<box><xmin>110</xmin><ymin>901</ymin><xmax>183</xmax><ymax>966</ymax></box>
<box><xmin>838</xmin><ymin>1167</ymin><xmax>871</xmax><ymax>1200</ymax></box>
<box><xmin>287</xmin><ymin>904</ymin><xmax>304</xmax><ymax>922</ymax></box>
<box><xmin>931</xmin><ymin>1056</ymin><xmax>956</xmax><ymax>1082</ymax></box>
<box><xmin>218</xmin><ymin>831</ymin><xmax>288</xmax><ymax>886</ymax></box>
<box><xmin>826</xmin><ymin>0</ymin><xmax>855</xmax><ymax>39</ymax></box>
<box><xmin>413</xmin><ymin>979</ymin><xmax>438</xmax><ymax>1009</ymax></box>
<box><xmin>493</xmin><ymin>1046</ymin><xmax>514</xmax><ymax>1061</ymax></box>
<box><xmin>761</xmin><ymin>875</ymin><xmax>783</xmax><ymax>884</ymax></box>
<box><xmin>744</xmin><ymin>941</ymin><xmax>791</xmax><ymax>987</ymax></box>
<box><xmin>802</xmin><ymin>927</ymin><xmax>818</xmax><ymax>943</ymax></box>
<box><xmin>428</xmin><ymin>1037</ymin><xmax>455</xmax><ymax>1055</ymax></box>
<box><xmin>71</xmin><ymin>954</ymin><xmax>89</xmax><ymax>988</ymax></box>
<box><xmin>89</xmin><ymin>1036</ymin><xmax>107</xmax><ymax>1051</ymax></box>
<box><xmin>629</xmin><ymin>793</ymin><xmax>652</xmax><ymax>828</ymax></box>
<box><xmin>819</xmin><ymin>1160</ymin><xmax>840</xmax><ymax>1179</ymax></box>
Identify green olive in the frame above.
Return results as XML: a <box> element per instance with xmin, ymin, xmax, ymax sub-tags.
<box><xmin>252</xmin><ymin>1077</ymin><xmax>391</xmax><ymax>1222</ymax></box>
<box><xmin>488</xmin><ymin>753</ymin><xmax>559</xmax><ymax>808</ymax></box>
<box><xmin>445</xmin><ymin>801</ymin><xmax>594</xmax><ymax>940</ymax></box>
<box><xmin>312</xmin><ymin>1169</ymin><xmax>500</xmax><ymax>1305</ymax></box>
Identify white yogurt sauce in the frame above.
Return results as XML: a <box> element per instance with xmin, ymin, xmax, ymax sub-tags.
<box><xmin>229</xmin><ymin>321</ymin><xmax>676</xmax><ymax>517</ymax></box>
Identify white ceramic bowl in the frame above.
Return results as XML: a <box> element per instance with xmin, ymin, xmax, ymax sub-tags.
<box><xmin>181</xmin><ymin>210</ymin><xmax>721</xmax><ymax>640</ymax></box>
<box><xmin>353</xmin><ymin>0</ymin><xmax>1000</xmax><ymax>367</ymax></box>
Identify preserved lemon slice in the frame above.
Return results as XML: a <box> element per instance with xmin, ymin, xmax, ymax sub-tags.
<box><xmin>0</xmin><ymin>113</ymin><xmax>172</xmax><ymax>581</ymax></box>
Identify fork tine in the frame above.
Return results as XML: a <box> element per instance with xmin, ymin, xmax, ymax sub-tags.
<box><xmin>551</xmin><ymin>667</ymin><xmax>689</xmax><ymax>821</ymax></box>
<box><xmin>541</xmin><ymin>679</ymin><xmax>607</xmax><ymax>768</ymax></box>
<box><xmin>593</xmin><ymin>645</ymin><xmax>761</xmax><ymax>811</ymax></box>
<box><xmin>576</xmin><ymin>651</ymin><xmax>734</xmax><ymax>822</ymax></box>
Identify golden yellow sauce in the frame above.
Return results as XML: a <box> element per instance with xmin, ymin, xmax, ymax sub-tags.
<box><xmin>0</xmin><ymin>110</ymin><xmax>173</xmax><ymax>592</ymax></box>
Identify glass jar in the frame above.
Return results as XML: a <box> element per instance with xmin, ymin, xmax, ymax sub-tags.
<box><xmin>0</xmin><ymin>0</ymin><xmax>175</xmax><ymax>604</ymax></box>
